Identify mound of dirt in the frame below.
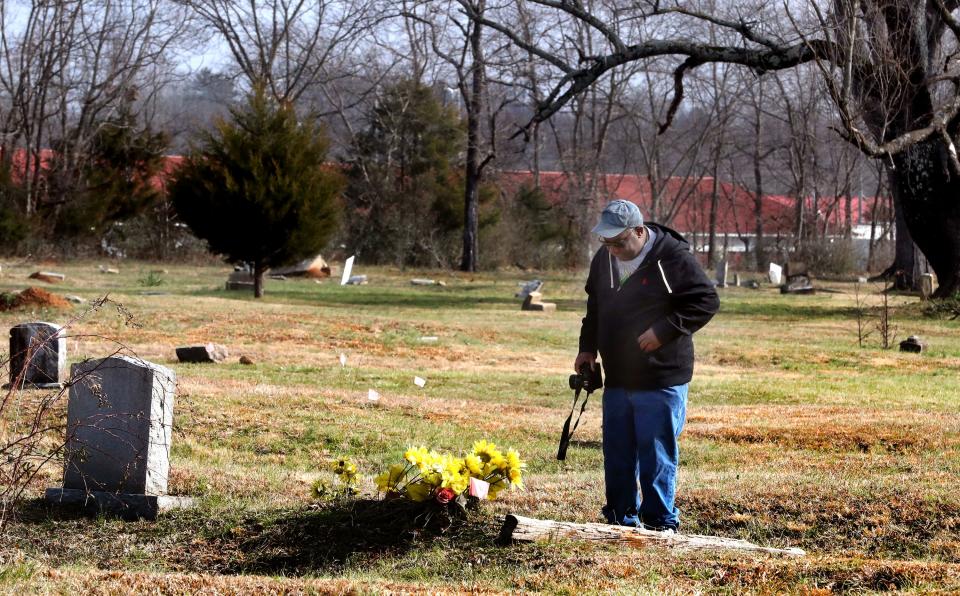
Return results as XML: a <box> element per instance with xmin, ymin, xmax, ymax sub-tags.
<box><xmin>0</xmin><ymin>287</ymin><xmax>71</xmax><ymax>311</ymax></box>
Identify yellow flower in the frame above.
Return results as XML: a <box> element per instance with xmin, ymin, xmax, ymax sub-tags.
<box><xmin>464</xmin><ymin>454</ymin><xmax>483</xmax><ymax>475</ymax></box>
<box><xmin>506</xmin><ymin>449</ymin><xmax>523</xmax><ymax>471</ymax></box>
<box><xmin>508</xmin><ymin>467</ymin><xmax>523</xmax><ymax>487</ymax></box>
<box><xmin>375</xmin><ymin>463</ymin><xmax>407</xmax><ymax>492</ymax></box>
<box><xmin>406</xmin><ymin>481</ymin><xmax>431</xmax><ymax>502</ymax></box>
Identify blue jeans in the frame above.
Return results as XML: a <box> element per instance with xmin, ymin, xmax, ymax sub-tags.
<box><xmin>601</xmin><ymin>384</ymin><xmax>688</xmax><ymax>529</ymax></box>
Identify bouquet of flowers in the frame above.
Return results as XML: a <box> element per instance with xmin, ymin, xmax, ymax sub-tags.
<box><xmin>375</xmin><ymin>440</ymin><xmax>525</xmax><ymax>506</ymax></box>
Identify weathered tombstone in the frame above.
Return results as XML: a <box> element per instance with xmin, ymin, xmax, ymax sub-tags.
<box><xmin>768</xmin><ymin>263</ymin><xmax>782</xmax><ymax>285</ymax></box>
<box><xmin>8</xmin><ymin>322</ymin><xmax>66</xmax><ymax>388</ymax></box>
<box><xmin>784</xmin><ymin>262</ymin><xmax>808</xmax><ymax>278</ymax></box>
<box><xmin>225</xmin><ymin>270</ymin><xmax>254</xmax><ymax>291</ymax></box>
<box><xmin>780</xmin><ymin>275</ymin><xmax>815</xmax><ymax>294</ymax></box>
<box><xmin>175</xmin><ymin>343</ymin><xmax>228</xmax><ymax>363</ymax></box>
<box><xmin>46</xmin><ymin>356</ymin><xmax>192</xmax><ymax>519</ymax></box>
<box><xmin>715</xmin><ymin>260</ymin><xmax>728</xmax><ymax>288</ymax></box>
<box><xmin>522</xmin><ymin>291</ymin><xmax>556</xmax><ymax>312</ymax></box>
<box><xmin>733</xmin><ymin>273</ymin><xmax>741</xmax><ymax>287</ymax></box>
<box><xmin>515</xmin><ymin>280</ymin><xmax>544</xmax><ymax>299</ymax></box>
<box><xmin>920</xmin><ymin>273</ymin><xmax>935</xmax><ymax>300</ymax></box>
<box><xmin>899</xmin><ymin>335</ymin><xmax>924</xmax><ymax>353</ymax></box>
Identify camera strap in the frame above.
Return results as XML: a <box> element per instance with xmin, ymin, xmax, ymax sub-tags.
<box><xmin>557</xmin><ymin>386</ymin><xmax>590</xmax><ymax>461</ymax></box>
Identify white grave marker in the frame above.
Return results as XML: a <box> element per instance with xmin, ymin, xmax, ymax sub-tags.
<box><xmin>339</xmin><ymin>353</ymin><xmax>347</xmax><ymax>367</ymax></box>
<box><xmin>414</xmin><ymin>376</ymin><xmax>426</xmax><ymax>388</ymax></box>
<box><xmin>340</xmin><ymin>256</ymin><xmax>355</xmax><ymax>286</ymax></box>
<box><xmin>367</xmin><ymin>389</ymin><xmax>380</xmax><ymax>402</ymax></box>
<box><xmin>768</xmin><ymin>263</ymin><xmax>783</xmax><ymax>285</ymax></box>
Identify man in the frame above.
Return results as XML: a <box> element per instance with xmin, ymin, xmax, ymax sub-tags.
<box><xmin>575</xmin><ymin>199</ymin><xmax>719</xmax><ymax>531</ymax></box>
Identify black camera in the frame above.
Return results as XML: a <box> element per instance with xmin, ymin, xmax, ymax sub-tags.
<box><xmin>568</xmin><ymin>363</ymin><xmax>603</xmax><ymax>394</ymax></box>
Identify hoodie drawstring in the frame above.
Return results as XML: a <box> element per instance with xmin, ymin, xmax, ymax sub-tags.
<box><xmin>608</xmin><ymin>251</ymin><xmax>614</xmax><ymax>289</ymax></box>
<box><xmin>657</xmin><ymin>259</ymin><xmax>673</xmax><ymax>294</ymax></box>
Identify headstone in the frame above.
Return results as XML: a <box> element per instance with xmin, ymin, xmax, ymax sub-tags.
<box><xmin>768</xmin><ymin>263</ymin><xmax>782</xmax><ymax>285</ymax></box>
<box><xmin>46</xmin><ymin>356</ymin><xmax>191</xmax><ymax>519</ymax></box>
<box><xmin>239</xmin><ymin>355</ymin><xmax>255</xmax><ymax>365</ymax></box>
<box><xmin>66</xmin><ymin>295</ymin><xmax>85</xmax><ymax>304</ymax></box>
<box><xmin>175</xmin><ymin>343</ymin><xmax>228</xmax><ymax>363</ymax></box>
<box><xmin>268</xmin><ymin>274</ymin><xmax>287</xmax><ymax>281</ymax></box>
<box><xmin>920</xmin><ymin>273</ymin><xmax>935</xmax><ymax>300</ymax></box>
<box><xmin>225</xmin><ymin>270</ymin><xmax>254</xmax><ymax>291</ymax></box>
<box><xmin>784</xmin><ymin>262</ymin><xmax>808</xmax><ymax>278</ymax></box>
<box><xmin>521</xmin><ymin>291</ymin><xmax>556</xmax><ymax>312</ymax></box>
<box><xmin>271</xmin><ymin>254</ymin><xmax>331</xmax><ymax>278</ymax></box>
<box><xmin>340</xmin><ymin>256</ymin><xmax>355</xmax><ymax>286</ymax></box>
<box><xmin>746</xmin><ymin>280</ymin><xmax>760</xmax><ymax>289</ymax></box>
<box><xmin>899</xmin><ymin>335</ymin><xmax>924</xmax><ymax>353</ymax></box>
<box><xmin>715</xmin><ymin>260</ymin><xmax>728</xmax><ymax>288</ymax></box>
<box><xmin>8</xmin><ymin>322</ymin><xmax>66</xmax><ymax>389</ymax></box>
<box><xmin>733</xmin><ymin>273</ymin><xmax>741</xmax><ymax>288</ymax></box>
<box><xmin>780</xmin><ymin>275</ymin><xmax>815</xmax><ymax>294</ymax></box>
<box><xmin>28</xmin><ymin>271</ymin><xmax>65</xmax><ymax>284</ymax></box>
<box><xmin>515</xmin><ymin>280</ymin><xmax>543</xmax><ymax>299</ymax></box>
<box><xmin>411</xmin><ymin>278</ymin><xmax>446</xmax><ymax>286</ymax></box>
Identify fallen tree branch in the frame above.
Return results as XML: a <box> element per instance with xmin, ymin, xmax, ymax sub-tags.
<box><xmin>497</xmin><ymin>514</ymin><xmax>805</xmax><ymax>557</ymax></box>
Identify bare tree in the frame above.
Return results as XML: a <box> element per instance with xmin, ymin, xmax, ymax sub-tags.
<box><xmin>474</xmin><ymin>0</ymin><xmax>960</xmax><ymax>297</ymax></box>
<box><xmin>178</xmin><ymin>0</ymin><xmax>380</xmax><ymax>103</ymax></box>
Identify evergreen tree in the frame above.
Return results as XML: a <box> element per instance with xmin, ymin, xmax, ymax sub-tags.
<box><xmin>52</xmin><ymin>100</ymin><xmax>169</xmax><ymax>244</ymax></box>
<box><xmin>342</xmin><ymin>80</ymin><xmax>474</xmax><ymax>268</ymax></box>
<box><xmin>169</xmin><ymin>87</ymin><xmax>343</xmax><ymax>297</ymax></box>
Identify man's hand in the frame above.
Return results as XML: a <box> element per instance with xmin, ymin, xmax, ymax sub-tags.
<box><xmin>574</xmin><ymin>352</ymin><xmax>596</xmax><ymax>372</ymax></box>
<box><xmin>637</xmin><ymin>328</ymin><xmax>662</xmax><ymax>352</ymax></box>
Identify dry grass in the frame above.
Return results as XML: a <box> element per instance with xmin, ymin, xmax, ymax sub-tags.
<box><xmin>1</xmin><ymin>261</ymin><xmax>959</xmax><ymax>593</ymax></box>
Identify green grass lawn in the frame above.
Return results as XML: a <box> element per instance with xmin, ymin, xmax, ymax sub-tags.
<box><xmin>1</xmin><ymin>260</ymin><xmax>958</xmax><ymax>593</ymax></box>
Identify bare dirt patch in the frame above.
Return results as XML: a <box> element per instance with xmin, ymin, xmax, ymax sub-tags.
<box><xmin>0</xmin><ymin>287</ymin><xmax>71</xmax><ymax>311</ymax></box>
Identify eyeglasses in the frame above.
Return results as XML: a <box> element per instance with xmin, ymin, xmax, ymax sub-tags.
<box><xmin>598</xmin><ymin>230</ymin><xmax>638</xmax><ymax>248</ymax></box>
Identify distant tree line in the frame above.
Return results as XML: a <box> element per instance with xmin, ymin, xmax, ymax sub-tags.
<box><xmin>0</xmin><ymin>0</ymin><xmax>912</xmax><ymax>284</ymax></box>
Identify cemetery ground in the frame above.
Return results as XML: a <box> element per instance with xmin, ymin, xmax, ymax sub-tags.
<box><xmin>0</xmin><ymin>261</ymin><xmax>959</xmax><ymax>594</ymax></box>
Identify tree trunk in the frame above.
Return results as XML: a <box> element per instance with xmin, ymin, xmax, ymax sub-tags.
<box><xmin>892</xmin><ymin>140</ymin><xmax>960</xmax><ymax>297</ymax></box>
<box><xmin>497</xmin><ymin>514</ymin><xmax>805</xmax><ymax>556</ymax></box>
<box><xmin>253</xmin><ymin>262</ymin><xmax>265</xmax><ymax>298</ymax></box>
<box><xmin>459</xmin><ymin>1</ymin><xmax>485</xmax><ymax>273</ymax></box>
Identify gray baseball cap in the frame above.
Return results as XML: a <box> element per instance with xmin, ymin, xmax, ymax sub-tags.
<box><xmin>592</xmin><ymin>199</ymin><xmax>644</xmax><ymax>238</ymax></box>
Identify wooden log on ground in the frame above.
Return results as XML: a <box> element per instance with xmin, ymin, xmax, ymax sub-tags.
<box><xmin>498</xmin><ymin>514</ymin><xmax>805</xmax><ymax>557</ymax></box>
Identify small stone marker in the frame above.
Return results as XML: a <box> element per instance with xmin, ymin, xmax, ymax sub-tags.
<box><xmin>367</xmin><ymin>389</ymin><xmax>380</xmax><ymax>402</ymax></box>
<box><xmin>522</xmin><ymin>291</ymin><xmax>556</xmax><ymax>312</ymax></box>
<box><xmin>414</xmin><ymin>376</ymin><xmax>426</xmax><ymax>388</ymax></box>
<box><xmin>339</xmin><ymin>353</ymin><xmax>347</xmax><ymax>367</ymax></box>
<box><xmin>715</xmin><ymin>260</ymin><xmax>728</xmax><ymax>288</ymax></box>
<box><xmin>899</xmin><ymin>335</ymin><xmax>924</xmax><ymax>353</ymax></box>
<box><xmin>175</xmin><ymin>343</ymin><xmax>228</xmax><ymax>363</ymax></box>
<box><xmin>920</xmin><ymin>273</ymin><xmax>935</xmax><ymax>300</ymax></box>
<box><xmin>268</xmin><ymin>274</ymin><xmax>287</xmax><ymax>281</ymax></box>
<box><xmin>28</xmin><ymin>271</ymin><xmax>65</xmax><ymax>283</ymax></box>
<box><xmin>8</xmin><ymin>322</ymin><xmax>66</xmax><ymax>389</ymax></box>
<box><xmin>65</xmin><ymin>295</ymin><xmax>84</xmax><ymax>304</ymax></box>
<box><xmin>46</xmin><ymin>356</ymin><xmax>191</xmax><ymax>519</ymax></box>
<box><xmin>346</xmin><ymin>275</ymin><xmax>368</xmax><ymax>285</ymax></box>
<box><xmin>411</xmin><ymin>278</ymin><xmax>446</xmax><ymax>286</ymax></box>
<box><xmin>768</xmin><ymin>263</ymin><xmax>782</xmax><ymax>285</ymax></box>
<box><xmin>225</xmin><ymin>270</ymin><xmax>254</xmax><ymax>291</ymax></box>
<box><xmin>419</xmin><ymin>336</ymin><xmax>438</xmax><ymax>342</ymax></box>
<box><xmin>733</xmin><ymin>273</ymin><xmax>741</xmax><ymax>287</ymax></box>
<box><xmin>340</xmin><ymin>256</ymin><xmax>355</xmax><ymax>286</ymax></box>
<box><xmin>515</xmin><ymin>280</ymin><xmax>543</xmax><ymax>299</ymax></box>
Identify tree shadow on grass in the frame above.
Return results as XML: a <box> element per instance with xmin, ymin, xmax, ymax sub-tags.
<box><xmin>222</xmin><ymin>498</ymin><xmax>491</xmax><ymax>576</ymax></box>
